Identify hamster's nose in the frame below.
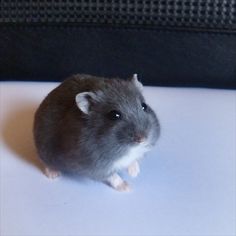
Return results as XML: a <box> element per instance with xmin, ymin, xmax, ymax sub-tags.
<box><xmin>133</xmin><ymin>134</ymin><xmax>146</xmax><ymax>143</ymax></box>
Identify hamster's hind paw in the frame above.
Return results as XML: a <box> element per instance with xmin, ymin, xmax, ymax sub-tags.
<box><xmin>44</xmin><ymin>167</ymin><xmax>61</xmax><ymax>179</ymax></box>
<box><xmin>128</xmin><ymin>161</ymin><xmax>140</xmax><ymax>177</ymax></box>
<box><xmin>106</xmin><ymin>173</ymin><xmax>131</xmax><ymax>192</ymax></box>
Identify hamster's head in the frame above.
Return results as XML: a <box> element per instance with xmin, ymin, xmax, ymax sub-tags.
<box><xmin>75</xmin><ymin>75</ymin><xmax>160</xmax><ymax>150</ymax></box>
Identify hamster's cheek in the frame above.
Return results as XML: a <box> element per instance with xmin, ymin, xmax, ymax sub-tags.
<box><xmin>113</xmin><ymin>124</ymin><xmax>131</xmax><ymax>144</ymax></box>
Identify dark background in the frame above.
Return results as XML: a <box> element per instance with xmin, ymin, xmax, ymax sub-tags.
<box><xmin>0</xmin><ymin>0</ymin><xmax>236</xmax><ymax>89</ymax></box>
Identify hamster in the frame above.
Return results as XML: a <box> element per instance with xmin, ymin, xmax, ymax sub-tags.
<box><xmin>33</xmin><ymin>74</ymin><xmax>160</xmax><ymax>191</ymax></box>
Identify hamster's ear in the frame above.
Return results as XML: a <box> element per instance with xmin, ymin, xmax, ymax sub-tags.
<box><xmin>75</xmin><ymin>92</ymin><xmax>97</xmax><ymax>114</ymax></box>
<box><xmin>131</xmin><ymin>74</ymin><xmax>143</xmax><ymax>91</ymax></box>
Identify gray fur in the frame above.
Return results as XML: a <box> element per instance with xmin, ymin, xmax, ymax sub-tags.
<box><xmin>33</xmin><ymin>74</ymin><xmax>160</xmax><ymax>181</ymax></box>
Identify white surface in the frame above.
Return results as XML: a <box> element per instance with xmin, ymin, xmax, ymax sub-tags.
<box><xmin>0</xmin><ymin>82</ymin><xmax>236</xmax><ymax>236</ymax></box>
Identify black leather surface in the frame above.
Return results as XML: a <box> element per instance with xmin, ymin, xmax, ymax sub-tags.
<box><xmin>1</xmin><ymin>0</ymin><xmax>236</xmax><ymax>88</ymax></box>
<box><xmin>1</xmin><ymin>0</ymin><xmax>236</xmax><ymax>31</ymax></box>
<box><xmin>0</xmin><ymin>26</ymin><xmax>236</xmax><ymax>88</ymax></box>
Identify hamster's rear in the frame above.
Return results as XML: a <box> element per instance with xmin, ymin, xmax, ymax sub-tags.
<box><xmin>34</xmin><ymin>74</ymin><xmax>101</xmax><ymax>171</ymax></box>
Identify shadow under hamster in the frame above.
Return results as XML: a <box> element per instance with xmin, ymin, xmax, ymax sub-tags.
<box><xmin>2</xmin><ymin>104</ymin><xmax>43</xmax><ymax>171</ymax></box>
<box><xmin>1</xmin><ymin>103</ymin><xmax>93</xmax><ymax>184</ymax></box>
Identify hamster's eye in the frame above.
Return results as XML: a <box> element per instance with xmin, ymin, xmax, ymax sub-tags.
<box><xmin>107</xmin><ymin>110</ymin><xmax>122</xmax><ymax>120</ymax></box>
<box><xmin>142</xmin><ymin>102</ymin><xmax>147</xmax><ymax>111</ymax></box>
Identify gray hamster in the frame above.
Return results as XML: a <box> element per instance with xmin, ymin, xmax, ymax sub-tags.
<box><xmin>33</xmin><ymin>74</ymin><xmax>160</xmax><ymax>191</ymax></box>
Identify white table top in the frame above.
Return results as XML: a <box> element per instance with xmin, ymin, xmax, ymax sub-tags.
<box><xmin>0</xmin><ymin>82</ymin><xmax>235</xmax><ymax>236</ymax></box>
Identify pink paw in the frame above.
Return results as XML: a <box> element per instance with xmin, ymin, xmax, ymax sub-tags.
<box><xmin>44</xmin><ymin>167</ymin><xmax>61</xmax><ymax>179</ymax></box>
<box><xmin>106</xmin><ymin>173</ymin><xmax>131</xmax><ymax>192</ymax></box>
<box><xmin>115</xmin><ymin>181</ymin><xmax>131</xmax><ymax>192</ymax></box>
<box><xmin>128</xmin><ymin>161</ymin><xmax>140</xmax><ymax>177</ymax></box>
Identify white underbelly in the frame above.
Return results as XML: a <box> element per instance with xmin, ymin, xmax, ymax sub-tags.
<box><xmin>113</xmin><ymin>145</ymin><xmax>149</xmax><ymax>170</ymax></box>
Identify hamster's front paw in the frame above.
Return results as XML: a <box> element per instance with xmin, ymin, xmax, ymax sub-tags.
<box><xmin>116</xmin><ymin>181</ymin><xmax>131</xmax><ymax>192</ymax></box>
<box><xmin>106</xmin><ymin>173</ymin><xmax>131</xmax><ymax>192</ymax></box>
<box><xmin>128</xmin><ymin>161</ymin><xmax>140</xmax><ymax>177</ymax></box>
<box><xmin>44</xmin><ymin>167</ymin><xmax>61</xmax><ymax>179</ymax></box>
